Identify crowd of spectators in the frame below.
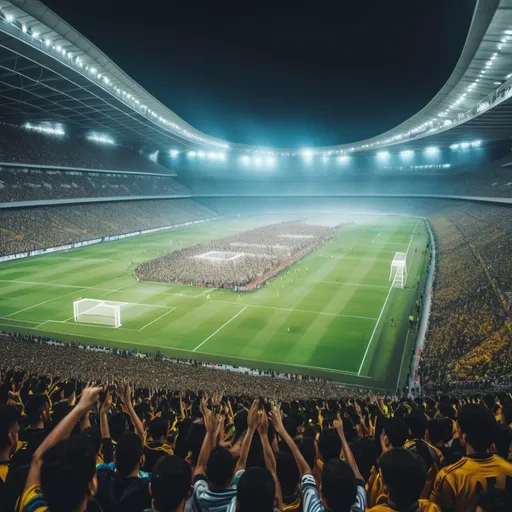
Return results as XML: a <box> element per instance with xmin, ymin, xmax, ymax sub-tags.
<box><xmin>0</xmin><ymin>168</ymin><xmax>188</xmax><ymax>203</ymax></box>
<box><xmin>421</xmin><ymin>203</ymin><xmax>512</xmax><ymax>388</ymax></box>
<box><xmin>134</xmin><ymin>222</ymin><xmax>333</xmax><ymax>289</ymax></box>
<box><xmin>0</xmin><ymin>123</ymin><xmax>171</xmax><ymax>175</ymax></box>
<box><xmin>2</xmin><ymin>331</ymin><xmax>512</xmax><ymax>512</ymax></box>
<box><xmin>0</xmin><ymin>199</ymin><xmax>216</xmax><ymax>256</ymax></box>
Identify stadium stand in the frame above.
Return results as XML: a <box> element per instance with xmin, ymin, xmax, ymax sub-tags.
<box><xmin>0</xmin><ymin>167</ymin><xmax>188</xmax><ymax>202</ymax></box>
<box><xmin>0</xmin><ymin>123</ymin><xmax>172</xmax><ymax>175</ymax></box>
<box><xmin>2</xmin><ymin>331</ymin><xmax>512</xmax><ymax>512</ymax></box>
<box><xmin>0</xmin><ymin>199</ymin><xmax>216</xmax><ymax>256</ymax></box>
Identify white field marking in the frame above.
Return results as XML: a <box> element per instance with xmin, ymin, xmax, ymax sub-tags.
<box><xmin>0</xmin><ymin>279</ymin><xmax>100</xmax><ymax>290</ymax></box>
<box><xmin>192</xmin><ymin>306</ymin><xmax>248</xmax><ymax>352</ymax></box>
<box><xmin>4</xmin><ymin>288</ymin><xmax>86</xmax><ymax>318</ymax></box>
<box><xmin>310</xmin><ymin>280</ymin><xmax>389</xmax><ymax>289</ymax></box>
<box><xmin>372</xmin><ymin>232</ymin><xmax>381</xmax><ymax>243</ymax></box>
<box><xmin>75</xmin><ymin>299</ymin><xmax>174</xmax><ymax>310</ymax></box>
<box><xmin>20</xmin><ymin>324</ymin><xmax>369</xmax><ymax>378</ymax></box>
<box><xmin>195</xmin><ymin>288</ymin><xmax>217</xmax><ymax>297</ymax></box>
<box><xmin>41</xmin><ymin>319</ymin><xmax>141</xmax><ymax>331</ymax></box>
<box><xmin>138</xmin><ymin>308</ymin><xmax>176</xmax><ymax>331</ymax></box>
<box><xmin>357</xmin><ymin>223</ymin><xmax>418</xmax><ymax>376</ymax></box>
<box><xmin>0</xmin><ymin>317</ymin><xmax>40</xmax><ymax>324</ymax></box>
<box><xmin>396</xmin><ymin>329</ymin><xmax>411</xmax><ymax>391</ymax></box>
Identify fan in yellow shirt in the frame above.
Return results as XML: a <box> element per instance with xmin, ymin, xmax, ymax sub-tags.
<box><xmin>368</xmin><ymin>448</ymin><xmax>441</xmax><ymax>512</ymax></box>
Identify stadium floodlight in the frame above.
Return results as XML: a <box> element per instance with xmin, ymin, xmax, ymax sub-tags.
<box><xmin>207</xmin><ymin>152</ymin><xmax>216</xmax><ymax>160</ymax></box>
<box><xmin>187</xmin><ymin>151</ymin><xmax>196</xmax><ymax>158</ymax></box>
<box><xmin>301</xmin><ymin>149</ymin><xmax>313</xmax><ymax>157</ymax></box>
<box><xmin>376</xmin><ymin>151</ymin><xmax>390</xmax><ymax>160</ymax></box>
<box><xmin>56</xmin><ymin>45</ymin><xmax>61</xmax><ymax>52</ymax></box>
<box><xmin>87</xmin><ymin>134</ymin><xmax>115</xmax><ymax>145</ymax></box>
<box><xmin>471</xmin><ymin>140</ymin><xmax>481</xmax><ymax>147</ymax></box>
<box><xmin>253</xmin><ymin>156</ymin><xmax>263</xmax><ymax>167</ymax></box>
<box><xmin>265</xmin><ymin>155</ymin><xmax>276</xmax><ymax>168</ymax></box>
<box><xmin>460</xmin><ymin>142</ymin><xmax>470</xmax><ymax>150</ymax></box>
<box><xmin>400</xmin><ymin>150</ymin><xmax>414</xmax><ymax>159</ymax></box>
<box><xmin>322</xmin><ymin>155</ymin><xmax>329</xmax><ymax>163</ymax></box>
<box><xmin>449</xmin><ymin>143</ymin><xmax>459</xmax><ymax>150</ymax></box>
<box><xmin>218</xmin><ymin>153</ymin><xmax>227</xmax><ymax>161</ymax></box>
<box><xmin>504</xmin><ymin>29</ymin><xmax>512</xmax><ymax>35</ymax></box>
<box><xmin>6</xmin><ymin>14</ymin><xmax>14</xmax><ymax>22</ymax></box>
<box><xmin>22</xmin><ymin>25</ymin><xmax>27</xmax><ymax>33</ymax></box>
<box><xmin>169</xmin><ymin>149</ymin><xmax>179</xmax><ymax>157</ymax></box>
<box><xmin>425</xmin><ymin>146</ymin><xmax>439</xmax><ymax>156</ymax></box>
<box><xmin>337</xmin><ymin>155</ymin><xmax>350</xmax><ymax>164</ymax></box>
<box><xmin>24</xmin><ymin>123</ymin><xmax>65</xmax><ymax>136</ymax></box>
<box><xmin>240</xmin><ymin>155</ymin><xmax>250</xmax><ymax>166</ymax></box>
<box><xmin>45</xmin><ymin>39</ymin><xmax>51</xmax><ymax>46</ymax></box>
<box><xmin>197</xmin><ymin>151</ymin><xmax>206</xmax><ymax>159</ymax></box>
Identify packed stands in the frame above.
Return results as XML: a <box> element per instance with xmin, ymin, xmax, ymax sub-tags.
<box><xmin>421</xmin><ymin>202</ymin><xmax>512</xmax><ymax>388</ymax></box>
<box><xmin>0</xmin><ymin>123</ymin><xmax>172</xmax><ymax>174</ymax></box>
<box><xmin>0</xmin><ymin>199</ymin><xmax>216</xmax><ymax>256</ymax></box>
<box><xmin>135</xmin><ymin>221</ymin><xmax>333</xmax><ymax>289</ymax></box>
<box><xmin>2</xmin><ymin>331</ymin><xmax>512</xmax><ymax>512</ymax></box>
<box><xmin>0</xmin><ymin>167</ymin><xmax>188</xmax><ymax>202</ymax></box>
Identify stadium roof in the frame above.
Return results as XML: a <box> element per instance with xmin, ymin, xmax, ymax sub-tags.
<box><xmin>0</xmin><ymin>0</ymin><xmax>512</xmax><ymax>155</ymax></box>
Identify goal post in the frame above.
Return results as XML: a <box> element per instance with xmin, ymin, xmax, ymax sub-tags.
<box><xmin>73</xmin><ymin>298</ymin><xmax>121</xmax><ymax>328</ymax></box>
<box><xmin>390</xmin><ymin>252</ymin><xmax>407</xmax><ymax>289</ymax></box>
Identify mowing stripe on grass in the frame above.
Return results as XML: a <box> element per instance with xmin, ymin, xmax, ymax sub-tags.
<box><xmin>193</xmin><ymin>306</ymin><xmax>248</xmax><ymax>352</ymax></box>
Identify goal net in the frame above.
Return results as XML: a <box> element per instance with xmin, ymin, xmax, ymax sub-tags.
<box><xmin>73</xmin><ymin>299</ymin><xmax>121</xmax><ymax>328</ymax></box>
<box><xmin>389</xmin><ymin>252</ymin><xmax>407</xmax><ymax>289</ymax></box>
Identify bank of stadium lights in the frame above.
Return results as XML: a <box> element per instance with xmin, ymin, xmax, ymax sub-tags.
<box><xmin>187</xmin><ymin>151</ymin><xmax>197</xmax><ymax>158</ymax></box>
<box><xmin>337</xmin><ymin>155</ymin><xmax>350</xmax><ymax>165</ymax></box>
<box><xmin>400</xmin><ymin>150</ymin><xmax>414</xmax><ymax>160</ymax></box>
<box><xmin>424</xmin><ymin>147</ymin><xmax>440</xmax><ymax>158</ymax></box>
<box><xmin>169</xmin><ymin>149</ymin><xmax>179</xmax><ymax>158</ymax></box>
<box><xmin>24</xmin><ymin>123</ymin><xmax>65</xmax><ymax>136</ymax></box>
<box><xmin>376</xmin><ymin>151</ymin><xmax>390</xmax><ymax>161</ymax></box>
<box><xmin>87</xmin><ymin>134</ymin><xmax>115</xmax><ymax>145</ymax></box>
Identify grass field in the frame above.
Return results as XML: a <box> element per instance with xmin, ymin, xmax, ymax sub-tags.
<box><xmin>0</xmin><ymin>214</ymin><xmax>428</xmax><ymax>391</ymax></box>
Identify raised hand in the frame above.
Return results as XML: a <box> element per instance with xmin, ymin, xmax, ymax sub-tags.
<box><xmin>247</xmin><ymin>400</ymin><xmax>259</xmax><ymax>430</ymax></box>
<box><xmin>269</xmin><ymin>406</ymin><xmax>284</xmax><ymax>433</ymax></box>
<box><xmin>258</xmin><ymin>408</ymin><xmax>269</xmax><ymax>437</ymax></box>
<box><xmin>77</xmin><ymin>385</ymin><xmax>103</xmax><ymax>411</ymax></box>
<box><xmin>99</xmin><ymin>389</ymin><xmax>113</xmax><ymax>414</ymax></box>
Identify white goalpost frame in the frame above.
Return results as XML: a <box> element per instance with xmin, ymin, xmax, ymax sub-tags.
<box><xmin>73</xmin><ymin>298</ymin><xmax>122</xmax><ymax>328</ymax></box>
<box><xmin>389</xmin><ymin>252</ymin><xmax>407</xmax><ymax>289</ymax></box>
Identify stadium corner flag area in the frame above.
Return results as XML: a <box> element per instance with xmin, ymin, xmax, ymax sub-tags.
<box><xmin>0</xmin><ymin>215</ymin><xmax>428</xmax><ymax>391</ymax></box>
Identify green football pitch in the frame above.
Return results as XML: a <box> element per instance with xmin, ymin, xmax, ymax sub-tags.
<box><xmin>0</xmin><ymin>215</ymin><xmax>428</xmax><ymax>391</ymax></box>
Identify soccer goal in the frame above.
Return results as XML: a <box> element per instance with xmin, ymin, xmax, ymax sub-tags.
<box><xmin>389</xmin><ymin>252</ymin><xmax>407</xmax><ymax>289</ymax></box>
<box><xmin>73</xmin><ymin>299</ymin><xmax>122</xmax><ymax>328</ymax></box>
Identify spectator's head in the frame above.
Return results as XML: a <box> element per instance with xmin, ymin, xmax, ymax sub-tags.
<box><xmin>493</xmin><ymin>423</ymin><xmax>512</xmax><ymax>460</ymax></box>
<box><xmin>25</xmin><ymin>394</ymin><xmax>50</xmax><ymax>427</ymax></box>
<box><xmin>275</xmin><ymin>451</ymin><xmax>300</xmax><ymax>499</ymax></box>
<box><xmin>318</xmin><ymin>429</ymin><xmax>342</xmax><ymax>461</ymax></box>
<box><xmin>406</xmin><ymin>411</ymin><xmax>427</xmax><ymax>439</ymax></box>
<box><xmin>206</xmin><ymin>446</ymin><xmax>235</xmax><ymax>489</ymax></box>
<box><xmin>457</xmin><ymin>404</ymin><xmax>496</xmax><ymax>454</ymax></box>
<box><xmin>476</xmin><ymin>488</ymin><xmax>512</xmax><ymax>512</ymax></box>
<box><xmin>149</xmin><ymin>419</ymin><xmax>168</xmax><ymax>441</ymax></box>
<box><xmin>108</xmin><ymin>412</ymin><xmax>129</xmax><ymax>442</ymax></box>
<box><xmin>378</xmin><ymin>448</ymin><xmax>426</xmax><ymax>510</ymax></box>
<box><xmin>0</xmin><ymin>404</ymin><xmax>19</xmax><ymax>456</ymax></box>
<box><xmin>40</xmin><ymin>436</ymin><xmax>97</xmax><ymax>512</ymax></box>
<box><xmin>426</xmin><ymin>418</ymin><xmax>451</xmax><ymax>446</ymax></box>
<box><xmin>236</xmin><ymin>466</ymin><xmax>275</xmax><ymax>512</ymax></box>
<box><xmin>150</xmin><ymin>455</ymin><xmax>191</xmax><ymax>512</ymax></box>
<box><xmin>321</xmin><ymin>458</ymin><xmax>358</xmax><ymax>512</ymax></box>
<box><xmin>350</xmin><ymin>437</ymin><xmax>378</xmax><ymax>482</ymax></box>
<box><xmin>115</xmin><ymin>432</ymin><xmax>144</xmax><ymax>477</ymax></box>
<box><xmin>380</xmin><ymin>418</ymin><xmax>408</xmax><ymax>452</ymax></box>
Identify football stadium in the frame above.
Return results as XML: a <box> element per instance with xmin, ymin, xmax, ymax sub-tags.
<box><xmin>1</xmin><ymin>1</ymin><xmax>512</xmax><ymax>511</ymax></box>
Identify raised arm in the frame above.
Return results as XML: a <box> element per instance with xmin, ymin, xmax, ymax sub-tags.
<box><xmin>269</xmin><ymin>407</ymin><xmax>311</xmax><ymax>477</ymax></box>
<box><xmin>194</xmin><ymin>399</ymin><xmax>216</xmax><ymax>478</ymax></box>
<box><xmin>235</xmin><ymin>400</ymin><xmax>258</xmax><ymax>472</ymax></box>
<box><xmin>118</xmin><ymin>381</ymin><xmax>144</xmax><ymax>440</ymax></box>
<box><xmin>334</xmin><ymin>419</ymin><xmax>364</xmax><ymax>481</ymax></box>
<box><xmin>258</xmin><ymin>409</ymin><xmax>282</xmax><ymax>510</ymax></box>
<box><xmin>26</xmin><ymin>386</ymin><xmax>103</xmax><ymax>488</ymax></box>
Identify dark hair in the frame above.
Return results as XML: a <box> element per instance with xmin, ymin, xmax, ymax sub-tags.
<box><xmin>298</xmin><ymin>437</ymin><xmax>316</xmax><ymax>470</ymax></box>
<box><xmin>502</xmin><ymin>404</ymin><xmax>512</xmax><ymax>426</ymax></box>
<box><xmin>406</xmin><ymin>411</ymin><xmax>427</xmax><ymax>439</ymax></box>
<box><xmin>383</xmin><ymin>418</ymin><xmax>408</xmax><ymax>448</ymax></box>
<box><xmin>427</xmin><ymin>419</ymin><xmax>451</xmax><ymax>446</ymax></box>
<box><xmin>115</xmin><ymin>432</ymin><xmax>143</xmax><ymax>476</ymax></box>
<box><xmin>458</xmin><ymin>404</ymin><xmax>496</xmax><ymax>453</ymax></box>
<box><xmin>149</xmin><ymin>419</ymin><xmax>168</xmax><ymax>441</ymax></box>
<box><xmin>40</xmin><ymin>436</ymin><xmax>96</xmax><ymax>512</ymax></box>
<box><xmin>275</xmin><ymin>451</ymin><xmax>299</xmax><ymax>497</ymax></box>
<box><xmin>318</xmin><ymin>430</ymin><xmax>342</xmax><ymax>461</ymax></box>
<box><xmin>0</xmin><ymin>405</ymin><xmax>18</xmax><ymax>450</ymax></box>
<box><xmin>493</xmin><ymin>424</ymin><xmax>512</xmax><ymax>459</ymax></box>
<box><xmin>108</xmin><ymin>412</ymin><xmax>128</xmax><ymax>442</ymax></box>
<box><xmin>151</xmin><ymin>455</ymin><xmax>191</xmax><ymax>512</ymax></box>
<box><xmin>25</xmin><ymin>394</ymin><xmax>48</xmax><ymax>425</ymax></box>
<box><xmin>321</xmin><ymin>458</ymin><xmax>357</xmax><ymax>512</ymax></box>
<box><xmin>379</xmin><ymin>448</ymin><xmax>426</xmax><ymax>509</ymax></box>
<box><xmin>206</xmin><ymin>446</ymin><xmax>235</xmax><ymax>488</ymax></box>
<box><xmin>476</xmin><ymin>488</ymin><xmax>512</xmax><ymax>512</ymax></box>
<box><xmin>350</xmin><ymin>437</ymin><xmax>378</xmax><ymax>482</ymax></box>
<box><xmin>237</xmin><ymin>467</ymin><xmax>275</xmax><ymax>512</ymax></box>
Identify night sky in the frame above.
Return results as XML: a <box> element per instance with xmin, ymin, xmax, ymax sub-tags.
<box><xmin>44</xmin><ymin>0</ymin><xmax>476</xmax><ymax>147</ymax></box>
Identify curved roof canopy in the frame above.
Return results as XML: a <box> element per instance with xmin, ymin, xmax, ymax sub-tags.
<box><xmin>0</xmin><ymin>0</ymin><xmax>512</xmax><ymax>154</ymax></box>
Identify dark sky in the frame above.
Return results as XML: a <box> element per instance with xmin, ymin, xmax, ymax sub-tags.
<box><xmin>44</xmin><ymin>0</ymin><xmax>476</xmax><ymax>147</ymax></box>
